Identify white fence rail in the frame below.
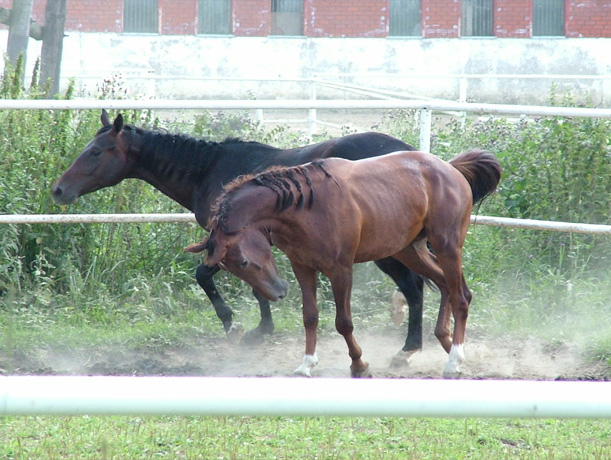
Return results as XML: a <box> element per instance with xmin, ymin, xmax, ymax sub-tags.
<box><xmin>2</xmin><ymin>214</ymin><xmax>610</xmax><ymax>235</ymax></box>
<box><xmin>1</xmin><ymin>97</ymin><xmax>609</xmax><ymax>115</ymax></box>
<box><xmin>2</xmin><ymin>376</ymin><xmax>611</xmax><ymax>418</ymax></box>
<box><xmin>2</xmin><ymin>97</ymin><xmax>610</xmax><ymax>151</ymax></box>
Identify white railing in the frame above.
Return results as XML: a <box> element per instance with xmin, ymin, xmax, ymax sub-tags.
<box><xmin>1</xmin><ymin>213</ymin><xmax>611</xmax><ymax>235</ymax></box>
<box><xmin>1</xmin><ymin>98</ymin><xmax>610</xmax><ymax>152</ymax></box>
<box><xmin>2</xmin><ymin>376</ymin><xmax>611</xmax><ymax>418</ymax></box>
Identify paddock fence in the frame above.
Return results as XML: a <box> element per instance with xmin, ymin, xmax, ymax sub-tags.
<box><xmin>1</xmin><ymin>213</ymin><xmax>610</xmax><ymax>235</ymax></box>
<box><xmin>1</xmin><ymin>97</ymin><xmax>611</xmax><ymax>152</ymax></box>
<box><xmin>1</xmin><ymin>98</ymin><xmax>610</xmax><ymax>418</ymax></box>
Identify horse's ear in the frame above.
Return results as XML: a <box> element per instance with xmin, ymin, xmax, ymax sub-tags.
<box><xmin>183</xmin><ymin>240</ymin><xmax>208</xmax><ymax>254</ymax></box>
<box><xmin>112</xmin><ymin>114</ymin><xmax>124</xmax><ymax>133</ymax></box>
<box><xmin>101</xmin><ymin>109</ymin><xmax>111</xmax><ymax>127</ymax></box>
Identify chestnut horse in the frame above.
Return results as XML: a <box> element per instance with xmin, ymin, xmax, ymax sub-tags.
<box><xmin>186</xmin><ymin>150</ymin><xmax>501</xmax><ymax>378</ymax></box>
<box><xmin>52</xmin><ymin>110</ymin><xmax>429</xmax><ymax>358</ymax></box>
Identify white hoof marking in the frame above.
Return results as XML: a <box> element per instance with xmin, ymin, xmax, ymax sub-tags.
<box><xmin>294</xmin><ymin>354</ymin><xmax>318</xmax><ymax>377</ymax></box>
<box><xmin>443</xmin><ymin>344</ymin><xmax>465</xmax><ymax>378</ymax></box>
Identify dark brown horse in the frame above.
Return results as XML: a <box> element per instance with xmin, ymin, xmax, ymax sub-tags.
<box><xmin>52</xmin><ymin>110</ymin><xmax>428</xmax><ymax>358</ymax></box>
<box><xmin>186</xmin><ymin>150</ymin><xmax>501</xmax><ymax>377</ymax></box>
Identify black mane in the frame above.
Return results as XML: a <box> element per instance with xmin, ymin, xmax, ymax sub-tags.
<box><xmin>121</xmin><ymin>126</ymin><xmax>257</xmax><ymax>183</ymax></box>
<box><xmin>211</xmin><ymin>160</ymin><xmax>333</xmax><ymax>233</ymax></box>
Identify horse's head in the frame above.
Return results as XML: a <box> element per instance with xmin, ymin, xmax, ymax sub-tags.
<box><xmin>51</xmin><ymin>110</ymin><xmax>134</xmax><ymax>205</ymax></box>
<box><xmin>185</xmin><ymin>227</ymin><xmax>289</xmax><ymax>302</ymax></box>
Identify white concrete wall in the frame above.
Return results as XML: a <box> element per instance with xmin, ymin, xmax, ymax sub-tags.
<box><xmin>3</xmin><ymin>31</ymin><xmax>610</xmax><ymax>104</ymax></box>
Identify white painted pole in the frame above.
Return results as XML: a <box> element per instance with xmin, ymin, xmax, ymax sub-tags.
<box><xmin>0</xmin><ymin>99</ymin><xmax>610</xmax><ymax>118</ymax></box>
<box><xmin>308</xmin><ymin>80</ymin><xmax>317</xmax><ymax>137</ymax></box>
<box><xmin>1</xmin><ymin>377</ymin><xmax>611</xmax><ymax>418</ymax></box>
<box><xmin>1</xmin><ymin>214</ymin><xmax>610</xmax><ymax>235</ymax></box>
<box><xmin>419</xmin><ymin>109</ymin><xmax>432</xmax><ymax>152</ymax></box>
<box><xmin>470</xmin><ymin>215</ymin><xmax>611</xmax><ymax>235</ymax></box>
<box><xmin>0</xmin><ymin>213</ymin><xmax>197</xmax><ymax>224</ymax></box>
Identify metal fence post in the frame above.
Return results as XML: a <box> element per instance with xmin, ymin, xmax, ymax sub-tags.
<box><xmin>308</xmin><ymin>80</ymin><xmax>317</xmax><ymax>137</ymax></box>
<box><xmin>419</xmin><ymin>108</ymin><xmax>432</xmax><ymax>152</ymax></box>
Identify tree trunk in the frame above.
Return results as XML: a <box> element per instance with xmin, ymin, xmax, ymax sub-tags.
<box><xmin>7</xmin><ymin>0</ymin><xmax>35</xmax><ymax>81</ymax></box>
<box><xmin>39</xmin><ymin>0</ymin><xmax>67</xmax><ymax>97</ymax></box>
<box><xmin>0</xmin><ymin>7</ymin><xmax>43</xmax><ymax>40</ymax></box>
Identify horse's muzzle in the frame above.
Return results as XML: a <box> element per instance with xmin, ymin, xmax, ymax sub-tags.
<box><xmin>51</xmin><ymin>184</ymin><xmax>78</xmax><ymax>205</ymax></box>
<box><xmin>267</xmin><ymin>278</ymin><xmax>289</xmax><ymax>302</ymax></box>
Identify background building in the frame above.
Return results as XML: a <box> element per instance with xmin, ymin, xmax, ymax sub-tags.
<box><xmin>1</xmin><ymin>0</ymin><xmax>610</xmax><ymax>103</ymax></box>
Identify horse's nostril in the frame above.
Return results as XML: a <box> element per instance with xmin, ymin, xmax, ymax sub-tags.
<box><xmin>52</xmin><ymin>186</ymin><xmax>62</xmax><ymax>196</ymax></box>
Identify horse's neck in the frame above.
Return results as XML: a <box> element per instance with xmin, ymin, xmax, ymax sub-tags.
<box><xmin>127</xmin><ymin>130</ymin><xmax>202</xmax><ymax>212</ymax></box>
<box><xmin>224</xmin><ymin>185</ymin><xmax>280</xmax><ymax>231</ymax></box>
<box><xmin>230</xmin><ymin>177</ymin><xmax>314</xmax><ymax>236</ymax></box>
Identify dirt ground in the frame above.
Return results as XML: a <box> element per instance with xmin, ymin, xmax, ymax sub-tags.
<box><xmin>5</xmin><ymin>326</ymin><xmax>609</xmax><ymax>381</ymax></box>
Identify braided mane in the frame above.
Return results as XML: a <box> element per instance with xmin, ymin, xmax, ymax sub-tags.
<box><xmin>210</xmin><ymin>160</ymin><xmax>333</xmax><ymax>233</ymax></box>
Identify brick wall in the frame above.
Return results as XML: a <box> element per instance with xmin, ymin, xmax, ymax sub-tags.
<box><xmin>161</xmin><ymin>0</ymin><xmax>197</xmax><ymax>35</ymax></box>
<box><xmin>0</xmin><ymin>0</ymin><xmax>609</xmax><ymax>38</ymax></box>
<box><xmin>566</xmin><ymin>0</ymin><xmax>611</xmax><ymax>38</ymax></box>
<box><xmin>494</xmin><ymin>0</ymin><xmax>531</xmax><ymax>38</ymax></box>
<box><xmin>26</xmin><ymin>0</ymin><xmax>123</xmax><ymax>33</ymax></box>
<box><xmin>305</xmin><ymin>0</ymin><xmax>387</xmax><ymax>38</ymax></box>
<box><xmin>233</xmin><ymin>0</ymin><xmax>270</xmax><ymax>36</ymax></box>
<box><xmin>422</xmin><ymin>0</ymin><xmax>460</xmax><ymax>38</ymax></box>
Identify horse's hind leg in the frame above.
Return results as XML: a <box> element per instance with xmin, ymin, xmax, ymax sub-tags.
<box><xmin>427</xmin><ymin>235</ymin><xmax>472</xmax><ymax>378</ymax></box>
<box><xmin>374</xmin><ymin>258</ymin><xmax>424</xmax><ymax>366</ymax></box>
<box><xmin>196</xmin><ymin>264</ymin><xmax>244</xmax><ymax>341</ymax></box>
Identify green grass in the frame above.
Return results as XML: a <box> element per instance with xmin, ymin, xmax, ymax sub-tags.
<box><xmin>2</xmin><ymin>266</ymin><xmax>611</xmax><ymax>459</ymax></box>
<box><xmin>1</xmin><ymin>415</ymin><xmax>611</xmax><ymax>459</ymax></box>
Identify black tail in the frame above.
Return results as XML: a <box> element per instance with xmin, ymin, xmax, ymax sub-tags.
<box><xmin>449</xmin><ymin>150</ymin><xmax>502</xmax><ymax>204</ymax></box>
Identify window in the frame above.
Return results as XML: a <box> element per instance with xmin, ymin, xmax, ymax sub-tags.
<box><xmin>271</xmin><ymin>0</ymin><xmax>303</xmax><ymax>36</ymax></box>
<box><xmin>124</xmin><ymin>0</ymin><xmax>158</xmax><ymax>33</ymax></box>
<box><xmin>461</xmin><ymin>0</ymin><xmax>493</xmax><ymax>37</ymax></box>
<box><xmin>533</xmin><ymin>0</ymin><xmax>565</xmax><ymax>36</ymax></box>
<box><xmin>389</xmin><ymin>0</ymin><xmax>421</xmax><ymax>37</ymax></box>
<box><xmin>199</xmin><ymin>0</ymin><xmax>232</xmax><ymax>34</ymax></box>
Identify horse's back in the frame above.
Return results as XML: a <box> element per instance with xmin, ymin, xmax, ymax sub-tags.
<box><xmin>320</xmin><ymin>151</ymin><xmax>473</xmax><ymax>260</ymax></box>
<box><xmin>320</xmin><ymin>132</ymin><xmax>414</xmax><ymax>161</ymax></box>
<box><xmin>287</xmin><ymin>132</ymin><xmax>413</xmax><ymax>164</ymax></box>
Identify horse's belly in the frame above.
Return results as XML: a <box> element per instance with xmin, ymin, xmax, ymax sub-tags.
<box><xmin>353</xmin><ymin>222</ymin><xmax>422</xmax><ymax>263</ymax></box>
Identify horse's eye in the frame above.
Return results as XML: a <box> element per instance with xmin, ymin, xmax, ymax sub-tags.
<box><xmin>240</xmin><ymin>259</ymin><xmax>249</xmax><ymax>269</ymax></box>
<box><xmin>91</xmin><ymin>149</ymin><xmax>102</xmax><ymax>157</ymax></box>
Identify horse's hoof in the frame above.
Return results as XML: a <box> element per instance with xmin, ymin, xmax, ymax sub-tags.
<box><xmin>351</xmin><ymin>363</ymin><xmax>371</xmax><ymax>378</ymax></box>
<box><xmin>240</xmin><ymin>328</ymin><xmax>266</xmax><ymax>346</ymax></box>
<box><xmin>294</xmin><ymin>354</ymin><xmax>318</xmax><ymax>377</ymax></box>
<box><xmin>442</xmin><ymin>344</ymin><xmax>465</xmax><ymax>378</ymax></box>
<box><xmin>225</xmin><ymin>322</ymin><xmax>244</xmax><ymax>344</ymax></box>
<box><xmin>293</xmin><ymin>367</ymin><xmax>312</xmax><ymax>377</ymax></box>
<box><xmin>390</xmin><ymin>349</ymin><xmax>419</xmax><ymax>368</ymax></box>
<box><xmin>442</xmin><ymin>368</ymin><xmax>463</xmax><ymax>379</ymax></box>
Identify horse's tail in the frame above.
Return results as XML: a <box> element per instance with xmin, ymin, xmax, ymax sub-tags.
<box><xmin>449</xmin><ymin>150</ymin><xmax>502</xmax><ymax>205</ymax></box>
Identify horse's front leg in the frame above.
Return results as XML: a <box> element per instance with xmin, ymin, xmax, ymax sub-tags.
<box><xmin>195</xmin><ymin>263</ymin><xmax>244</xmax><ymax>340</ymax></box>
<box><xmin>291</xmin><ymin>263</ymin><xmax>319</xmax><ymax>377</ymax></box>
<box><xmin>330</xmin><ymin>267</ymin><xmax>370</xmax><ymax>378</ymax></box>
<box><xmin>240</xmin><ymin>289</ymin><xmax>274</xmax><ymax>345</ymax></box>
